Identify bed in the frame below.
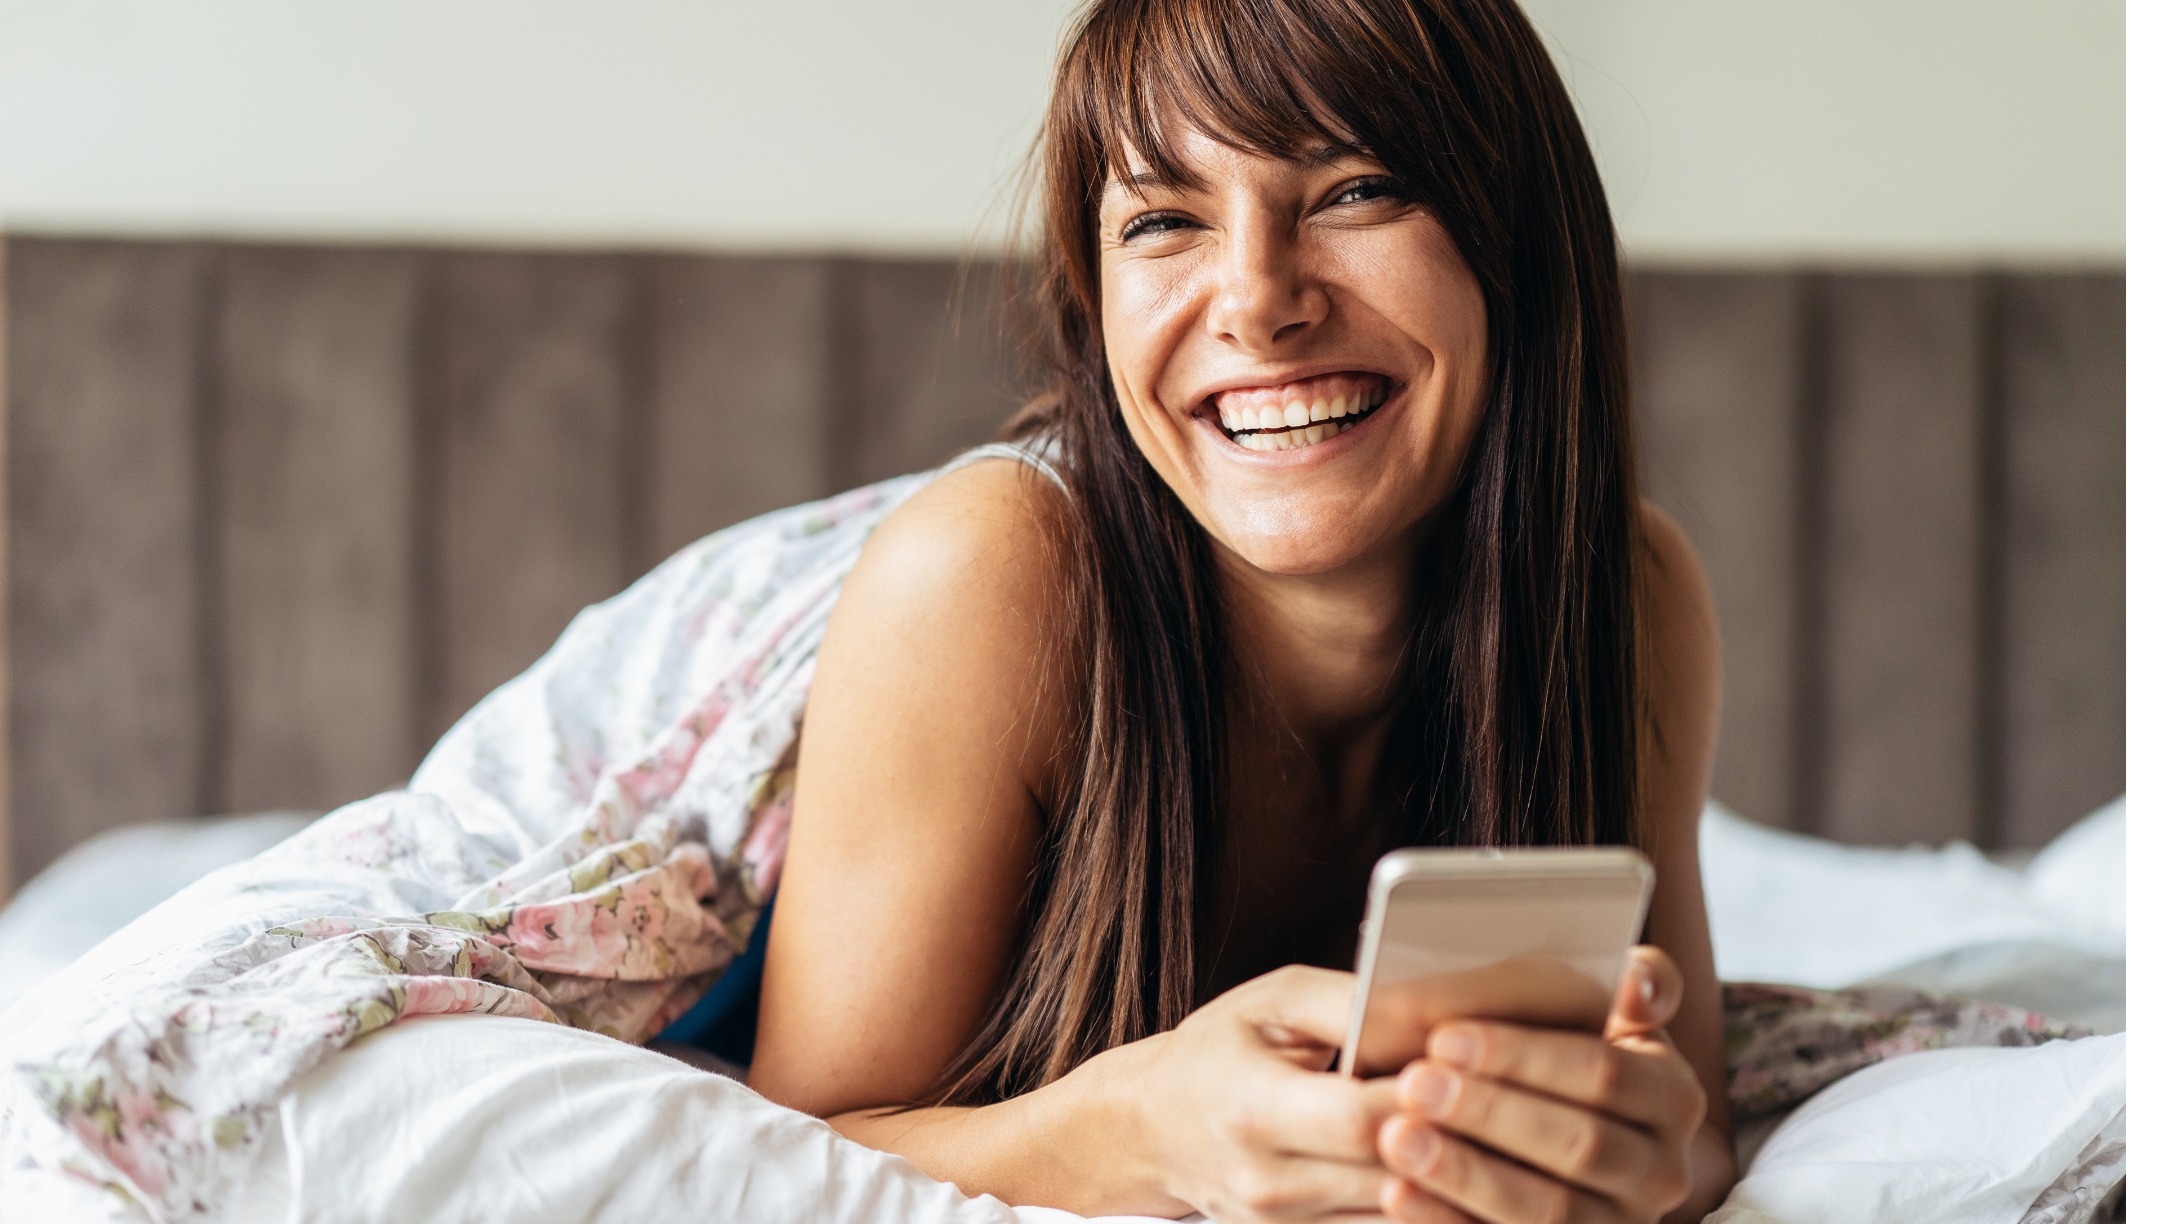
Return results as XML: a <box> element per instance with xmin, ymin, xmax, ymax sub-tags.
<box><xmin>0</xmin><ymin>795</ymin><xmax>2124</xmax><ymax>1223</ymax></box>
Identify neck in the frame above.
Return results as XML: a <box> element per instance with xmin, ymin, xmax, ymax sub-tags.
<box><xmin>1215</xmin><ymin>529</ymin><xmax>1427</xmax><ymax>746</ymax></box>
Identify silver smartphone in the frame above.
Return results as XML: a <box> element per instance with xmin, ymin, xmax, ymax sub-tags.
<box><xmin>1337</xmin><ymin>846</ymin><xmax>1654</xmax><ymax>1076</ymax></box>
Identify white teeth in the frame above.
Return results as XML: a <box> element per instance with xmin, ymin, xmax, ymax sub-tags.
<box><xmin>1219</xmin><ymin>383</ymin><xmax>1387</xmax><ymax>450</ymax></box>
<box><xmin>1231</xmin><ymin>418</ymin><xmax>1357</xmax><ymax>453</ymax></box>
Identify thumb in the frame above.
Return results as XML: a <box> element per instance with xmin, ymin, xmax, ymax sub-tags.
<box><xmin>1605</xmin><ymin>945</ymin><xmax>1682</xmax><ymax>1042</ymax></box>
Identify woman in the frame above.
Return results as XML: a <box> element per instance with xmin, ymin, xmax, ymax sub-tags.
<box><xmin>746</xmin><ymin>0</ymin><xmax>1734</xmax><ymax>1220</ymax></box>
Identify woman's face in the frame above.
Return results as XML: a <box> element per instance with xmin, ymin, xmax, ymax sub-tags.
<box><xmin>1098</xmin><ymin>129</ymin><xmax>1490</xmax><ymax>578</ymax></box>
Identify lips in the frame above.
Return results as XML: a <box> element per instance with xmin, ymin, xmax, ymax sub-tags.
<box><xmin>1206</xmin><ymin>371</ymin><xmax>1391</xmax><ymax>453</ymax></box>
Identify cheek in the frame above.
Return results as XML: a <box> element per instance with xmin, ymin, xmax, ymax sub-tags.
<box><xmin>1342</xmin><ymin>232</ymin><xmax>1484</xmax><ymax>360</ymax></box>
<box><xmin>1099</xmin><ymin>259</ymin><xmax>1201</xmax><ymax>410</ymax></box>
<box><xmin>1341</xmin><ymin>235</ymin><xmax>1489</xmax><ymax>434</ymax></box>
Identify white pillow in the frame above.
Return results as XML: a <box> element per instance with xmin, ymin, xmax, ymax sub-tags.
<box><xmin>246</xmin><ymin>1014</ymin><xmax>1189</xmax><ymax>1224</ymax></box>
<box><xmin>244</xmin><ymin>1015</ymin><xmax>1028</xmax><ymax>1223</ymax></box>
<box><xmin>2024</xmin><ymin>797</ymin><xmax>2125</xmax><ymax>956</ymax></box>
<box><xmin>1708</xmin><ymin>1034</ymin><xmax>2126</xmax><ymax>1224</ymax></box>
<box><xmin>1700</xmin><ymin>798</ymin><xmax>2125</xmax><ymax>988</ymax></box>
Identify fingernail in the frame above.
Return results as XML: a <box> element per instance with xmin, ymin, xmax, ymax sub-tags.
<box><xmin>1432</xmin><ymin>1027</ymin><xmax>1477</xmax><ymax>1066</ymax></box>
<box><xmin>1389</xmin><ymin>1119</ymin><xmax>1440</xmax><ymax>1170</ymax></box>
<box><xmin>1638</xmin><ymin>966</ymin><xmax>1657</xmax><ymax>1006</ymax></box>
<box><xmin>1401</xmin><ymin>1064</ymin><xmax>1456</xmax><ymax>1114</ymax></box>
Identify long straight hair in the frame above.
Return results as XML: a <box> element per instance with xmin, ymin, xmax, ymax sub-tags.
<box><xmin>925</xmin><ymin>0</ymin><xmax>1642</xmax><ymax>1105</ymax></box>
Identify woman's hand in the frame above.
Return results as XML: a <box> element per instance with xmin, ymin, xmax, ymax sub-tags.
<box><xmin>1373</xmin><ymin>947</ymin><xmax>1708</xmax><ymax>1224</ymax></box>
<box><xmin>1104</xmin><ymin>963</ymin><xmax>1400</xmax><ymax>1222</ymax></box>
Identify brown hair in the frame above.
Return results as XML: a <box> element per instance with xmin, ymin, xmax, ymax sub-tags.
<box><xmin>927</xmin><ymin>0</ymin><xmax>1641</xmax><ymax>1105</ymax></box>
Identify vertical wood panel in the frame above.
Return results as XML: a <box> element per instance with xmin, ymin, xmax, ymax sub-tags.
<box><xmin>6</xmin><ymin>239</ymin><xmax>207</xmax><ymax>885</ymax></box>
<box><xmin>836</xmin><ymin>259</ymin><xmax>1024</xmax><ymax>488</ymax></box>
<box><xmin>639</xmin><ymin>256</ymin><xmax>836</xmax><ymax>568</ymax></box>
<box><xmin>1811</xmin><ymin>275</ymin><xmax>1985</xmax><ymax>845</ymax></box>
<box><xmin>1629</xmin><ymin>271</ymin><xmax>1804</xmax><ymax>829</ymax></box>
<box><xmin>215</xmin><ymin>246</ymin><xmax>423</xmax><ymax>812</ymax></box>
<box><xmin>426</xmin><ymin>253</ymin><xmax>635</xmax><ymax>739</ymax></box>
<box><xmin>1997</xmin><ymin>273</ymin><xmax>2124</xmax><ymax>847</ymax></box>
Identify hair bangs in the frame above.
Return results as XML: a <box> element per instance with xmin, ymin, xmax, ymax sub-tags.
<box><xmin>1065</xmin><ymin>0</ymin><xmax>1421</xmax><ymax>198</ymax></box>
<box><xmin>1111</xmin><ymin>6</ymin><xmax>1357</xmax><ymax>190</ymax></box>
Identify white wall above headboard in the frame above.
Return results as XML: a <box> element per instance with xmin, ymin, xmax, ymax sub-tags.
<box><xmin>0</xmin><ymin>0</ymin><xmax>2124</xmax><ymax>263</ymax></box>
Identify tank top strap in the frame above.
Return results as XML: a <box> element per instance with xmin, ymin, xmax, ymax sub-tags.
<box><xmin>940</xmin><ymin>436</ymin><xmax>1069</xmax><ymax>493</ymax></box>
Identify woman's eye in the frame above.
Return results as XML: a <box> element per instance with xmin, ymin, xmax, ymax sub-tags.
<box><xmin>1330</xmin><ymin>177</ymin><xmax>1407</xmax><ymax>207</ymax></box>
<box><xmin>1119</xmin><ymin>211</ymin><xmax>1193</xmax><ymax>242</ymax></box>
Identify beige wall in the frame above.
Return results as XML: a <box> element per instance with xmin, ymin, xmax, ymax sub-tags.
<box><xmin>0</xmin><ymin>1</ymin><xmax>2122</xmax><ymax>258</ymax></box>
<box><xmin>1522</xmin><ymin>0</ymin><xmax>2124</xmax><ymax>263</ymax></box>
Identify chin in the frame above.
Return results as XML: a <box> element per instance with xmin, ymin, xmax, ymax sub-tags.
<box><xmin>1211</xmin><ymin>503</ymin><xmax>1392</xmax><ymax>577</ymax></box>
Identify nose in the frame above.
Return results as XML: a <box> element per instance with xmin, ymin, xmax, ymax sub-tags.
<box><xmin>1203</xmin><ymin>215</ymin><xmax>1327</xmax><ymax>353</ymax></box>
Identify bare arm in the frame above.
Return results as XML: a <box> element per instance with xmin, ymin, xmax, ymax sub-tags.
<box><xmin>1635</xmin><ymin>500</ymin><xmax>1736</xmax><ymax>1218</ymax></box>
<box><xmin>749</xmin><ymin>460</ymin><xmax>1058</xmax><ymax>1119</ymax></box>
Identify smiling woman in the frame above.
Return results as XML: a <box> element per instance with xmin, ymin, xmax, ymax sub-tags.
<box><xmin>745</xmin><ymin>1</ymin><xmax>1732</xmax><ymax>1222</ymax></box>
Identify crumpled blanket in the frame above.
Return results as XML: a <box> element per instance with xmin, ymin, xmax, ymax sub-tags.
<box><xmin>0</xmin><ymin>460</ymin><xmax>2095</xmax><ymax>1222</ymax></box>
<box><xmin>1721</xmin><ymin>981</ymin><xmax>2089</xmax><ymax>1127</ymax></box>
<box><xmin>0</xmin><ymin>471</ymin><xmax>930</xmax><ymax>1220</ymax></box>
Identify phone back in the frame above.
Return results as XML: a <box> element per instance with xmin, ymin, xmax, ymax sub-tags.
<box><xmin>1340</xmin><ymin>847</ymin><xmax>1652</xmax><ymax>1074</ymax></box>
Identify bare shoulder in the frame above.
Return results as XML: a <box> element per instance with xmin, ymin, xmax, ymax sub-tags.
<box><xmin>848</xmin><ymin>455</ymin><xmax>1070</xmax><ymax>615</ymax></box>
<box><xmin>1634</xmin><ymin>500</ymin><xmax>1721</xmax><ymax>834</ymax></box>
<box><xmin>1636</xmin><ymin>500</ymin><xmax>1719</xmax><ymax>678</ymax></box>
<box><xmin>831</xmin><ymin>453</ymin><xmax>1070</xmax><ymax>679</ymax></box>
<box><xmin>812</xmin><ymin>453</ymin><xmax>1076</xmax><ymax>803</ymax></box>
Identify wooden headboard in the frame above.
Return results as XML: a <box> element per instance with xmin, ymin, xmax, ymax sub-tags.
<box><xmin>2</xmin><ymin>237</ymin><xmax>2123</xmax><ymax>889</ymax></box>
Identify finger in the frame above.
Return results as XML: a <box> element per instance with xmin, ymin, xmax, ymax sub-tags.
<box><xmin>1394</xmin><ymin>1062</ymin><xmax>1681</xmax><ymax>1201</ymax></box>
<box><xmin>1378</xmin><ymin>1117</ymin><xmax>1616</xmax><ymax>1224</ymax></box>
<box><xmin>1228</xmin><ymin>1156</ymin><xmax>1397</xmax><ymax>1217</ymax></box>
<box><xmin>1256</xmin><ymin>1071</ymin><xmax>1403</xmax><ymax>1163</ymax></box>
<box><xmin>1603</xmin><ymin>947</ymin><xmax>1682</xmax><ymax>1040</ymax></box>
<box><xmin>1380</xmin><ymin>1178</ymin><xmax>1480</xmax><ymax>1224</ymax></box>
<box><xmin>1422</xmin><ymin>1022</ymin><xmax>1705</xmax><ymax>1132</ymax></box>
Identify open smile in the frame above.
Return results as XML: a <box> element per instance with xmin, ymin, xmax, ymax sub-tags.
<box><xmin>1206</xmin><ymin>372</ymin><xmax>1392</xmax><ymax>453</ymax></box>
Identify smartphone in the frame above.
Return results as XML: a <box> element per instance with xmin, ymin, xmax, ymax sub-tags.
<box><xmin>1337</xmin><ymin>846</ymin><xmax>1653</xmax><ymax>1076</ymax></box>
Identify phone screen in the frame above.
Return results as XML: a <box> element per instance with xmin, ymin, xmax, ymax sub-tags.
<box><xmin>1339</xmin><ymin>850</ymin><xmax>1650</xmax><ymax>1076</ymax></box>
